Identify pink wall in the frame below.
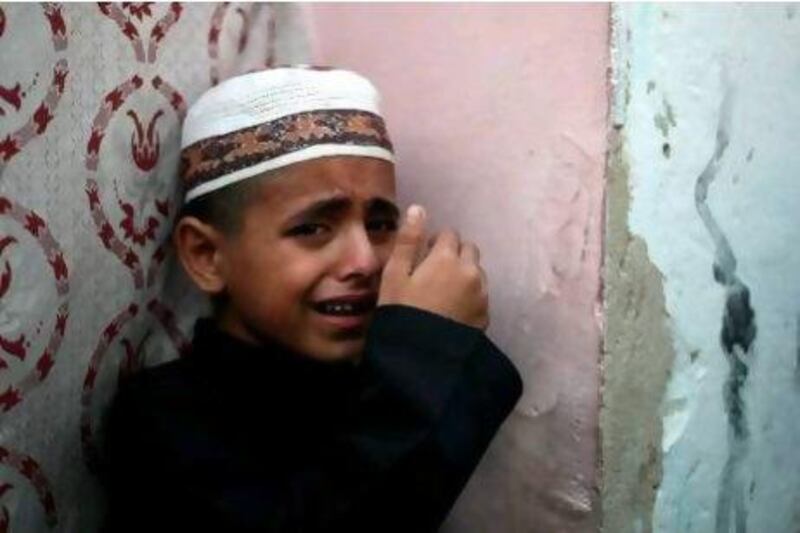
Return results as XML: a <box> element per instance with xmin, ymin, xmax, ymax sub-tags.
<box><xmin>309</xmin><ymin>5</ymin><xmax>609</xmax><ymax>531</ymax></box>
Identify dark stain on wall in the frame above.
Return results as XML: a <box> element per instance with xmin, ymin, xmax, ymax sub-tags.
<box><xmin>694</xmin><ymin>77</ymin><xmax>757</xmax><ymax>533</ymax></box>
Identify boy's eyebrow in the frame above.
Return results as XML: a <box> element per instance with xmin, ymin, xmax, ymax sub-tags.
<box><xmin>289</xmin><ymin>196</ymin><xmax>352</xmax><ymax>222</ymax></box>
<box><xmin>286</xmin><ymin>195</ymin><xmax>399</xmax><ymax>222</ymax></box>
<box><xmin>366</xmin><ymin>198</ymin><xmax>400</xmax><ymax>218</ymax></box>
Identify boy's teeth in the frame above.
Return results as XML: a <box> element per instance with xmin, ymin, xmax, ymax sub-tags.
<box><xmin>322</xmin><ymin>302</ymin><xmax>356</xmax><ymax>315</ymax></box>
<box><xmin>315</xmin><ymin>296</ymin><xmax>377</xmax><ymax>316</ymax></box>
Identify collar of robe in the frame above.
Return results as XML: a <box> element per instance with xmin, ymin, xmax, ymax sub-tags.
<box><xmin>187</xmin><ymin>317</ymin><xmax>361</xmax><ymax>400</ymax></box>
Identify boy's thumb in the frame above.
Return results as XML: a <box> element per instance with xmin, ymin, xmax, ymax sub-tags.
<box><xmin>386</xmin><ymin>205</ymin><xmax>426</xmax><ymax>277</ymax></box>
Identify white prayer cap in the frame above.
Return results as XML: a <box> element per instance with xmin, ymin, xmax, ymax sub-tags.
<box><xmin>180</xmin><ymin>66</ymin><xmax>395</xmax><ymax>202</ymax></box>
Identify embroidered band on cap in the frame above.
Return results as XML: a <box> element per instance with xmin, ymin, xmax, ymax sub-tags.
<box><xmin>179</xmin><ymin>67</ymin><xmax>395</xmax><ymax>202</ymax></box>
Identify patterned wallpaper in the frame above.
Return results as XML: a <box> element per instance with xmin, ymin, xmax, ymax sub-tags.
<box><xmin>0</xmin><ymin>3</ymin><xmax>309</xmax><ymax>530</ymax></box>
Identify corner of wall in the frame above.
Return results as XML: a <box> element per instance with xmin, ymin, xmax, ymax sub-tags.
<box><xmin>600</xmin><ymin>8</ymin><xmax>675</xmax><ymax>532</ymax></box>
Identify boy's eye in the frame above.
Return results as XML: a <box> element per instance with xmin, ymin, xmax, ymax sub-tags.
<box><xmin>286</xmin><ymin>223</ymin><xmax>328</xmax><ymax>237</ymax></box>
<box><xmin>366</xmin><ymin>219</ymin><xmax>398</xmax><ymax>233</ymax></box>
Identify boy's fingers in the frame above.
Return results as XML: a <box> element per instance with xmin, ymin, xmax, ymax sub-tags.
<box><xmin>479</xmin><ymin>265</ymin><xmax>489</xmax><ymax>291</ymax></box>
<box><xmin>460</xmin><ymin>241</ymin><xmax>480</xmax><ymax>265</ymax></box>
<box><xmin>386</xmin><ymin>205</ymin><xmax>426</xmax><ymax>276</ymax></box>
<box><xmin>432</xmin><ymin>229</ymin><xmax>460</xmax><ymax>256</ymax></box>
<box><xmin>427</xmin><ymin>233</ymin><xmax>438</xmax><ymax>251</ymax></box>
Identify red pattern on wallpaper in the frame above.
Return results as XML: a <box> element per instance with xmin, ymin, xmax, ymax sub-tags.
<box><xmin>97</xmin><ymin>2</ymin><xmax>182</xmax><ymax>63</ymax></box>
<box><xmin>0</xmin><ymin>6</ymin><xmax>69</xmax><ymax>529</ymax></box>
<box><xmin>0</xmin><ymin>3</ymin><xmax>286</xmax><ymax>528</ymax></box>
<box><xmin>84</xmin><ymin>74</ymin><xmax>182</xmax><ymax>289</ymax></box>
<box><xmin>80</xmin><ymin>297</ymin><xmax>189</xmax><ymax>470</ymax></box>
<box><xmin>151</xmin><ymin>75</ymin><xmax>187</xmax><ymax>119</ymax></box>
<box><xmin>97</xmin><ymin>3</ymin><xmax>145</xmax><ymax>62</ymax></box>
<box><xmin>126</xmin><ymin>109</ymin><xmax>163</xmax><ymax>172</ymax></box>
<box><xmin>0</xmin><ymin>58</ymin><xmax>69</xmax><ymax>163</ymax></box>
<box><xmin>0</xmin><ymin>3</ymin><xmax>68</xmax><ymax>169</ymax></box>
<box><xmin>0</xmin><ymin>85</ymin><xmax>22</xmax><ymax>118</ymax></box>
<box><xmin>121</xmin><ymin>3</ymin><xmax>153</xmax><ymax>21</ymax></box>
<box><xmin>147</xmin><ymin>2</ymin><xmax>182</xmax><ymax>62</ymax></box>
<box><xmin>209</xmin><ymin>3</ymin><xmax>276</xmax><ymax>85</ymax></box>
<box><xmin>147</xmin><ymin>298</ymin><xmax>191</xmax><ymax>357</ymax></box>
<box><xmin>0</xmin><ymin>448</ymin><xmax>57</xmax><ymax>528</ymax></box>
<box><xmin>80</xmin><ymin>304</ymin><xmax>139</xmax><ymax>470</ymax></box>
<box><xmin>80</xmin><ymin>2</ymin><xmax>192</xmax><ymax>473</ymax></box>
<box><xmin>0</xmin><ymin>198</ymin><xmax>70</xmax><ymax>414</ymax></box>
<box><xmin>0</xmin><ymin>3</ymin><xmax>71</xmax><ymax>438</ymax></box>
<box><xmin>42</xmin><ymin>3</ymin><xmax>67</xmax><ymax>50</ymax></box>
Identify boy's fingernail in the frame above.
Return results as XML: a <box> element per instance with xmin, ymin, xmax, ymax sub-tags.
<box><xmin>407</xmin><ymin>205</ymin><xmax>425</xmax><ymax>223</ymax></box>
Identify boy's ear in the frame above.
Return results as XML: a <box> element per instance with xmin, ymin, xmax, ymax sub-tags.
<box><xmin>173</xmin><ymin>217</ymin><xmax>228</xmax><ymax>295</ymax></box>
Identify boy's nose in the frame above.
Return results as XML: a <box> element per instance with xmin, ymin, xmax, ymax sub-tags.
<box><xmin>336</xmin><ymin>226</ymin><xmax>381</xmax><ymax>280</ymax></box>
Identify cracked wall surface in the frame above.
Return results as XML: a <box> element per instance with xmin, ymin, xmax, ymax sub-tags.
<box><xmin>607</xmin><ymin>4</ymin><xmax>800</xmax><ymax>532</ymax></box>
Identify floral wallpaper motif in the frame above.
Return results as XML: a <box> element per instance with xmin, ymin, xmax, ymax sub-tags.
<box><xmin>0</xmin><ymin>3</ymin><xmax>309</xmax><ymax>530</ymax></box>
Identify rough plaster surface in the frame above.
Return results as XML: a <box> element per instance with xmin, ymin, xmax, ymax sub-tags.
<box><xmin>309</xmin><ymin>5</ymin><xmax>609</xmax><ymax>532</ymax></box>
<box><xmin>601</xmin><ymin>129</ymin><xmax>675</xmax><ymax>533</ymax></box>
<box><xmin>613</xmin><ymin>4</ymin><xmax>800</xmax><ymax>532</ymax></box>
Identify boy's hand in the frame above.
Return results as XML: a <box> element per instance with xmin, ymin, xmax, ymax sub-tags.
<box><xmin>378</xmin><ymin>205</ymin><xmax>489</xmax><ymax>330</ymax></box>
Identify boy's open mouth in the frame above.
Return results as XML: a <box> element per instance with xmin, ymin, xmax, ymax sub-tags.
<box><xmin>311</xmin><ymin>294</ymin><xmax>378</xmax><ymax>317</ymax></box>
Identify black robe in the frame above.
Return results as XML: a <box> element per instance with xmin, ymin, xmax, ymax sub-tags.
<box><xmin>103</xmin><ymin>305</ymin><xmax>522</xmax><ymax>532</ymax></box>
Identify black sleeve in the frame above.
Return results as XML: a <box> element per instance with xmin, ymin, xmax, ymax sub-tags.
<box><xmin>102</xmin><ymin>305</ymin><xmax>522</xmax><ymax>533</ymax></box>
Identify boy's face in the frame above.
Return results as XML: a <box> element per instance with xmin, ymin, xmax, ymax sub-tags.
<box><xmin>216</xmin><ymin>156</ymin><xmax>398</xmax><ymax>362</ymax></box>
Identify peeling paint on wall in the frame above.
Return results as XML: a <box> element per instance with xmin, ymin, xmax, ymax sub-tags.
<box><xmin>602</xmin><ymin>128</ymin><xmax>676</xmax><ymax>533</ymax></box>
<box><xmin>610</xmin><ymin>4</ymin><xmax>800</xmax><ymax>532</ymax></box>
